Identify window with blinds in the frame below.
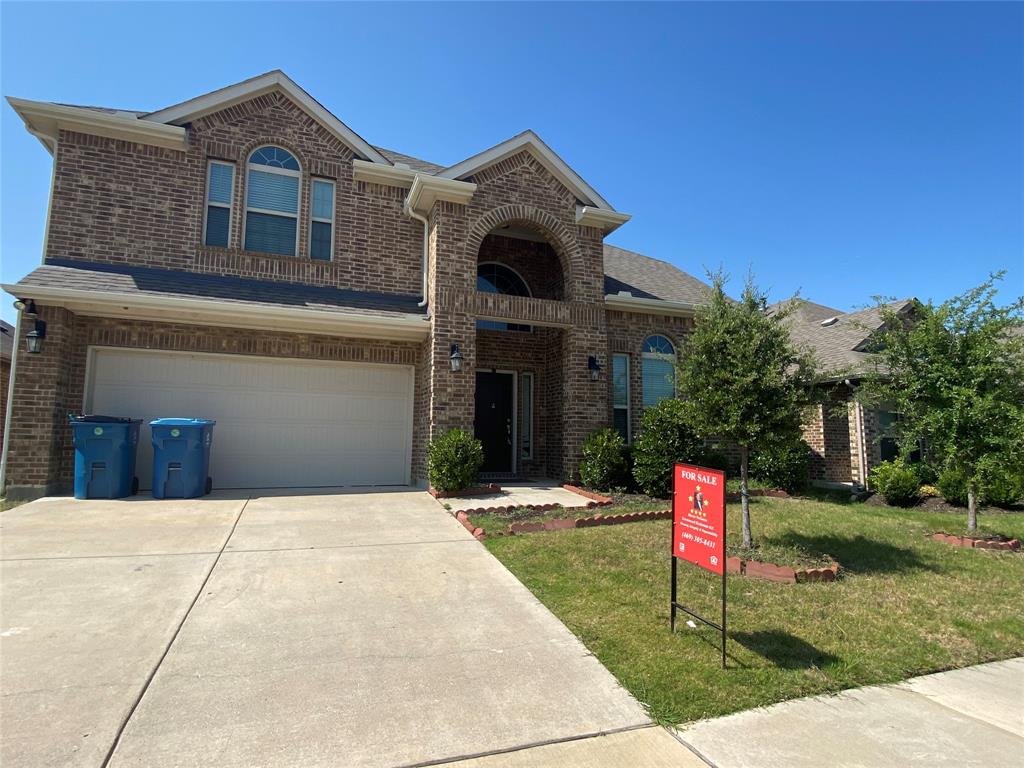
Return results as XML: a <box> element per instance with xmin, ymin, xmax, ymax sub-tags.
<box><xmin>204</xmin><ymin>161</ymin><xmax>234</xmax><ymax>247</ymax></box>
<box><xmin>310</xmin><ymin>179</ymin><xmax>334</xmax><ymax>261</ymax></box>
<box><xmin>642</xmin><ymin>335</ymin><xmax>676</xmax><ymax>408</ymax></box>
<box><xmin>244</xmin><ymin>146</ymin><xmax>300</xmax><ymax>256</ymax></box>
<box><xmin>612</xmin><ymin>353</ymin><xmax>630</xmax><ymax>442</ymax></box>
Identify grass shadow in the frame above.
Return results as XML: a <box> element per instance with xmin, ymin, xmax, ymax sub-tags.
<box><xmin>777</xmin><ymin>532</ymin><xmax>934</xmax><ymax>574</ymax></box>
<box><xmin>732</xmin><ymin>630</ymin><xmax>839</xmax><ymax>670</ymax></box>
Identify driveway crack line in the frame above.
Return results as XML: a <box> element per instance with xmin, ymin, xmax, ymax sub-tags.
<box><xmin>99</xmin><ymin>497</ymin><xmax>250</xmax><ymax>768</ymax></box>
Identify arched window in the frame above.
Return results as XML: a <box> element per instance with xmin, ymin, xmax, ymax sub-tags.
<box><xmin>642</xmin><ymin>334</ymin><xmax>676</xmax><ymax>407</ymax></box>
<box><xmin>244</xmin><ymin>146</ymin><xmax>300</xmax><ymax>256</ymax></box>
<box><xmin>477</xmin><ymin>263</ymin><xmax>531</xmax><ymax>332</ymax></box>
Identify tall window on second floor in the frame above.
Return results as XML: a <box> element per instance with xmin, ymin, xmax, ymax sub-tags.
<box><xmin>204</xmin><ymin>160</ymin><xmax>235</xmax><ymax>247</ymax></box>
<box><xmin>245</xmin><ymin>146</ymin><xmax>300</xmax><ymax>256</ymax></box>
<box><xmin>310</xmin><ymin>179</ymin><xmax>335</xmax><ymax>261</ymax></box>
<box><xmin>642</xmin><ymin>334</ymin><xmax>676</xmax><ymax>408</ymax></box>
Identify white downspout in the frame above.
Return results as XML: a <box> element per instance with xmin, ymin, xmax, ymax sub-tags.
<box><xmin>854</xmin><ymin>401</ymin><xmax>868</xmax><ymax>490</ymax></box>
<box><xmin>405</xmin><ymin>203</ymin><xmax>429</xmax><ymax>309</ymax></box>
<box><xmin>0</xmin><ymin>308</ymin><xmax>24</xmax><ymax>497</ymax></box>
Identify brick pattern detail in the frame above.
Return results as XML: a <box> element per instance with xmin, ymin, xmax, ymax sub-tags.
<box><xmin>477</xmin><ymin>234</ymin><xmax>564</xmax><ymax>300</ymax></box>
<box><xmin>803</xmin><ymin>388</ymin><xmax>854</xmax><ymax>484</ymax></box>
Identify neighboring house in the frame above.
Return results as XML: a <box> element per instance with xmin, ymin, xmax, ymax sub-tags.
<box><xmin>772</xmin><ymin>297</ymin><xmax>916</xmax><ymax>488</ymax></box>
<box><xmin>2</xmin><ymin>71</ymin><xmax>708</xmax><ymax>498</ymax></box>
<box><xmin>0</xmin><ymin>319</ymin><xmax>12</xmax><ymax>455</ymax></box>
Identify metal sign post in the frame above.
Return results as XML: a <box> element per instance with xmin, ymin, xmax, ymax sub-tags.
<box><xmin>670</xmin><ymin>463</ymin><xmax>727</xmax><ymax>669</ymax></box>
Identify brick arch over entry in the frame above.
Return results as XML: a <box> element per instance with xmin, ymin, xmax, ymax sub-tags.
<box><xmin>465</xmin><ymin>205</ymin><xmax>583</xmax><ymax>300</ymax></box>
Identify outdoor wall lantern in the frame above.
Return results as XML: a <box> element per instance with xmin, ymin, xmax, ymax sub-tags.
<box><xmin>588</xmin><ymin>355</ymin><xmax>602</xmax><ymax>381</ymax></box>
<box><xmin>26</xmin><ymin>320</ymin><xmax>47</xmax><ymax>354</ymax></box>
<box><xmin>449</xmin><ymin>344</ymin><xmax>464</xmax><ymax>372</ymax></box>
<box><xmin>13</xmin><ymin>298</ymin><xmax>38</xmax><ymax>317</ymax></box>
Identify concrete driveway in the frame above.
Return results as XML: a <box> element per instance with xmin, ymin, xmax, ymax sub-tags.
<box><xmin>1</xmin><ymin>489</ymin><xmax>649</xmax><ymax>767</ymax></box>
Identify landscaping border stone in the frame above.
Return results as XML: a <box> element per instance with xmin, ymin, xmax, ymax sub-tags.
<box><xmin>929</xmin><ymin>532</ymin><xmax>1020</xmax><ymax>551</ymax></box>
<box><xmin>561</xmin><ymin>485</ymin><xmax>615</xmax><ymax>505</ymax></box>
<box><xmin>429</xmin><ymin>483</ymin><xmax>501</xmax><ymax>499</ymax></box>
<box><xmin>726</xmin><ymin>556</ymin><xmax>840</xmax><ymax>584</ymax></box>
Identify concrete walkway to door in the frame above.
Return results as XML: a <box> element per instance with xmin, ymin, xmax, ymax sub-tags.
<box><xmin>1</xmin><ymin>488</ymin><xmax>653</xmax><ymax>767</ymax></box>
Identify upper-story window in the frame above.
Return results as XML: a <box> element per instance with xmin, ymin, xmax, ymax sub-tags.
<box><xmin>310</xmin><ymin>178</ymin><xmax>335</xmax><ymax>261</ymax></box>
<box><xmin>203</xmin><ymin>160</ymin><xmax>235</xmax><ymax>247</ymax></box>
<box><xmin>477</xmin><ymin>262</ymin><xmax>531</xmax><ymax>332</ymax></box>
<box><xmin>244</xmin><ymin>146</ymin><xmax>300</xmax><ymax>256</ymax></box>
<box><xmin>642</xmin><ymin>334</ymin><xmax>676</xmax><ymax>407</ymax></box>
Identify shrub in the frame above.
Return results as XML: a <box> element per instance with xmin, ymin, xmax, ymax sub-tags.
<box><xmin>937</xmin><ymin>466</ymin><xmax>969</xmax><ymax>507</ymax></box>
<box><xmin>631</xmin><ymin>399</ymin><xmax>705</xmax><ymax>497</ymax></box>
<box><xmin>700</xmin><ymin>449</ymin><xmax>736</xmax><ymax>475</ymax></box>
<box><xmin>919</xmin><ymin>484</ymin><xmax>941</xmax><ymax>499</ymax></box>
<box><xmin>870</xmin><ymin>459</ymin><xmax>920</xmax><ymax>507</ymax></box>
<box><xmin>579</xmin><ymin>428</ymin><xmax>629</xmax><ymax>490</ymax></box>
<box><xmin>978</xmin><ymin>460</ymin><xmax>1024</xmax><ymax>508</ymax></box>
<box><xmin>750</xmin><ymin>439</ymin><xmax>811</xmax><ymax>493</ymax></box>
<box><xmin>427</xmin><ymin>428</ymin><xmax>484</xmax><ymax>492</ymax></box>
<box><xmin>911</xmin><ymin>462</ymin><xmax>940</xmax><ymax>485</ymax></box>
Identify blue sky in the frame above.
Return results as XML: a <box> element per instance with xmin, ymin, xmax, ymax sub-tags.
<box><xmin>2</xmin><ymin>2</ymin><xmax>1021</xmax><ymax>324</ymax></box>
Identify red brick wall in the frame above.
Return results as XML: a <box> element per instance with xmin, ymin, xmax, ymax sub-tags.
<box><xmin>477</xmin><ymin>234</ymin><xmax>564</xmax><ymax>300</ymax></box>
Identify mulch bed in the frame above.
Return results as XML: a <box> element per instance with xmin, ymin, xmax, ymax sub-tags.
<box><xmin>429</xmin><ymin>483</ymin><xmax>502</xmax><ymax>499</ymax></box>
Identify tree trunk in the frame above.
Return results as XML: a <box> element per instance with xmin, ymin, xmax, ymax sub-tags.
<box><xmin>967</xmin><ymin>486</ymin><xmax>978</xmax><ymax>532</ymax></box>
<box><xmin>740</xmin><ymin>445</ymin><xmax>752</xmax><ymax>548</ymax></box>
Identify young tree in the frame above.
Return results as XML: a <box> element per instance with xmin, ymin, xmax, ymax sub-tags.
<box><xmin>864</xmin><ymin>274</ymin><xmax>1024</xmax><ymax>531</ymax></box>
<box><xmin>676</xmin><ymin>272</ymin><xmax>818</xmax><ymax>548</ymax></box>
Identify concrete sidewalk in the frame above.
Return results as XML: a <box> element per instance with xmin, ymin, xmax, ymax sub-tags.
<box><xmin>676</xmin><ymin>658</ymin><xmax>1024</xmax><ymax>768</ymax></box>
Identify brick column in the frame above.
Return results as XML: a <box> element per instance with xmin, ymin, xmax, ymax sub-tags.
<box><xmin>5</xmin><ymin>306</ymin><xmax>79</xmax><ymax>498</ymax></box>
<box><xmin>558</xmin><ymin>308</ymin><xmax>609</xmax><ymax>481</ymax></box>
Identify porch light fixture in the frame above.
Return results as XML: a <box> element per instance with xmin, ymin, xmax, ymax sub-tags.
<box><xmin>588</xmin><ymin>355</ymin><xmax>602</xmax><ymax>381</ymax></box>
<box><xmin>449</xmin><ymin>344</ymin><xmax>464</xmax><ymax>372</ymax></box>
<box><xmin>26</xmin><ymin>320</ymin><xmax>47</xmax><ymax>354</ymax></box>
<box><xmin>13</xmin><ymin>298</ymin><xmax>37</xmax><ymax>317</ymax></box>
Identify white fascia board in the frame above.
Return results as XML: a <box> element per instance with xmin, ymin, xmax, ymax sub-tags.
<box><xmin>405</xmin><ymin>174</ymin><xmax>477</xmax><ymax>216</ymax></box>
<box><xmin>142</xmin><ymin>71</ymin><xmax>389</xmax><ymax>165</ymax></box>
<box><xmin>7</xmin><ymin>97</ymin><xmax>188</xmax><ymax>153</ymax></box>
<box><xmin>604</xmin><ymin>293</ymin><xmax>701</xmax><ymax>316</ymax></box>
<box><xmin>438</xmin><ymin>130</ymin><xmax>614</xmax><ymax>210</ymax></box>
<box><xmin>576</xmin><ymin>205</ymin><xmax>631</xmax><ymax>234</ymax></box>
<box><xmin>353</xmin><ymin>159</ymin><xmax>417</xmax><ymax>188</ymax></box>
<box><xmin>1</xmin><ymin>283</ymin><xmax>430</xmax><ymax>342</ymax></box>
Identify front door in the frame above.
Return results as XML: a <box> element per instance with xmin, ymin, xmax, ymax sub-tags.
<box><xmin>474</xmin><ymin>371</ymin><xmax>515</xmax><ymax>473</ymax></box>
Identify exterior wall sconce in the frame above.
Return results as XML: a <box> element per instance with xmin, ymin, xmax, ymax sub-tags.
<box><xmin>449</xmin><ymin>343</ymin><xmax>464</xmax><ymax>372</ymax></box>
<box><xmin>13</xmin><ymin>298</ymin><xmax>38</xmax><ymax>317</ymax></box>
<box><xmin>588</xmin><ymin>355</ymin><xmax>601</xmax><ymax>381</ymax></box>
<box><xmin>26</xmin><ymin>320</ymin><xmax>47</xmax><ymax>354</ymax></box>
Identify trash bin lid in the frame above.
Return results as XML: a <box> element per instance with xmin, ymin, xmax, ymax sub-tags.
<box><xmin>150</xmin><ymin>418</ymin><xmax>217</xmax><ymax>426</ymax></box>
<box><xmin>68</xmin><ymin>414</ymin><xmax>141</xmax><ymax>424</ymax></box>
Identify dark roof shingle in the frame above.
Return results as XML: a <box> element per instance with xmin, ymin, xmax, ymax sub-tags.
<box><xmin>602</xmin><ymin>245</ymin><xmax>712</xmax><ymax>306</ymax></box>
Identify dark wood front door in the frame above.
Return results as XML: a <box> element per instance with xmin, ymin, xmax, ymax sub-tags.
<box><xmin>475</xmin><ymin>371</ymin><xmax>514</xmax><ymax>473</ymax></box>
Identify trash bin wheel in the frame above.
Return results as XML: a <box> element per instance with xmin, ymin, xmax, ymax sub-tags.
<box><xmin>131</xmin><ymin>476</ymin><xmax>140</xmax><ymax>496</ymax></box>
<box><xmin>205</xmin><ymin>476</ymin><xmax>213</xmax><ymax>495</ymax></box>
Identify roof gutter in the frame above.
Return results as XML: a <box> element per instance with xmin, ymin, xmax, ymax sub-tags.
<box><xmin>604</xmin><ymin>293</ymin><xmax>701</xmax><ymax>316</ymax></box>
<box><xmin>0</xmin><ymin>283</ymin><xmax>430</xmax><ymax>341</ymax></box>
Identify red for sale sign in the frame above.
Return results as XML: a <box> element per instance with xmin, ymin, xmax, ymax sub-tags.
<box><xmin>673</xmin><ymin>463</ymin><xmax>726</xmax><ymax>575</ymax></box>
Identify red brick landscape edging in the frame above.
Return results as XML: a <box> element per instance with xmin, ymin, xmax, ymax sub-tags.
<box><xmin>930</xmin><ymin>532</ymin><xmax>1021</xmax><ymax>551</ymax></box>
<box><xmin>561</xmin><ymin>485</ymin><xmax>615</xmax><ymax>505</ymax></box>
<box><xmin>726</xmin><ymin>556</ymin><xmax>841</xmax><ymax>584</ymax></box>
<box><xmin>429</xmin><ymin>483</ymin><xmax>502</xmax><ymax>499</ymax></box>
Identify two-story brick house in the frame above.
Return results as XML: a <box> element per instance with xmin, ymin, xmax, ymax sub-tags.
<box><xmin>2</xmin><ymin>71</ymin><xmax>709</xmax><ymax>499</ymax></box>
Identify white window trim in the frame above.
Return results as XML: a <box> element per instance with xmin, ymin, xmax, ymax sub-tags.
<box><xmin>521</xmin><ymin>371</ymin><xmax>534</xmax><ymax>460</ymax></box>
<box><xmin>310</xmin><ymin>178</ymin><xmax>335</xmax><ymax>261</ymax></box>
<box><xmin>612</xmin><ymin>353</ymin><xmax>631</xmax><ymax>443</ymax></box>
<box><xmin>243</xmin><ymin>148</ymin><xmax>301</xmax><ymax>257</ymax></box>
<box><xmin>203</xmin><ymin>159</ymin><xmax>234</xmax><ymax>247</ymax></box>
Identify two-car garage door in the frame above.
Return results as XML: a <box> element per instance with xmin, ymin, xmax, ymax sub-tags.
<box><xmin>85</xmin><ymin>348</ymin><xmax>414</xmax><ymax>490</ymax></box>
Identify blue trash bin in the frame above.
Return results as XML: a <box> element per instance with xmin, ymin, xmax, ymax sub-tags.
<box><xmin>68</xmin><ymin>415</ymin><xmax>142</xmax><ymax>499</ymax></box>
<box><xmin>150</xmin><ymin>418</ymin><xmax>216</xmax><ymax>499</ymax></box>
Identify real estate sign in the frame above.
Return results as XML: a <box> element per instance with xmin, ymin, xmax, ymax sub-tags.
<box><xmin>673</xmin><ymin>463</ymin><xmax>726</xmax><ymax>575</ymax></box>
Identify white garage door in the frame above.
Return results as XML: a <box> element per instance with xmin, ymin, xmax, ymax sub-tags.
<box><xmin>85</xmin><ymin>348</ymin><xmax>414</xmax><ymax>490</ymax></box>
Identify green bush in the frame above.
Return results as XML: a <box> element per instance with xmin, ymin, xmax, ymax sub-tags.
<box><xmin>870</xmin><ymin>459</ymin><xmax>921</xmax><ymax>507</ymax></box>
<box><xmin>427</xmin><ymin>428</ymin><xmax>484</xmax><ymax>492</ymax></box>
<box><xmin>937</xmin><ymin>466</ymin><xmax>969</xmax><ymax>507</ymax></box>
<box><xmin>910</xmin><ymin>461</ymin><xmax>940</xmax><ymax>486</ymax></box>
<box><xmin>700</xmin><ymin>449</ymin><xmax>735</xmax><ymax>474</ymax></box>
<box><xmin>750</xmin><ymin>439</ymin><xmax>811</xmax><ymax>493</ymax></box>
<box><xmin>579</xmin><ymin>428</ymin><xmax>629</xmax><ymax>491</ymax></box>
<box><xmin>631</xmin><ymin>399</ymin><xmax>705</xmax><ymax>497</ymax></box>
<box><xmin>978</xmin><ymin>460</ymin><xmax>1024</xmax><ymax>508</ymax></box>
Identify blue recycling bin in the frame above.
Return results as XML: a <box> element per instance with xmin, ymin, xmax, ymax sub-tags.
<box><xmin>150</xmin><ymin>418</ymin><xmax>216</xmax><ymax>499</ymax></box>
<box><xmin>68</xmin><ymin>415</ymin><xmax>142</xmax><ymax>499</ymax></box>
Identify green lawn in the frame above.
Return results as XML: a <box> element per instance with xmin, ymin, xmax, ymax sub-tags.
<box><xmin>484</xmin><ymin>496</ymin><xmax>1024</xmax><ymax>725</ymax></box>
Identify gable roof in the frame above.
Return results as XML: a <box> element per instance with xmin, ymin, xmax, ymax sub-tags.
<box><xmin>439</xmin><ymin>130</ymin><xmax>615</xmax><ymax>211</ymax></box>
<box><xmin>603</xmin><ymin>245</ymin><xmax>712</xmax><ymax>307</ymax></box>
<box><xmin>142</xmin><ymin>70</ymin><xmax>389</xmax><ymax>164</ymax></box>
<box><xmin>778</xmin><ymin>298</ymin><xmax>915</xmax><ymax>377</ymax></box>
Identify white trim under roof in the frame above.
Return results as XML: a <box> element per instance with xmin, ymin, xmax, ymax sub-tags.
<box><xmin>352</xmin><ymin>159</ymin><xmax>417</xmax><ymax>188</ymax></box>
<box><xmin>405</xmin><ymin>174</ymin><xmax>477</xmax><ymax>216</ymax></box>
<box><xmin>6</xmin><ymin>97</ymin><xmax>188</xmax><ymax>154</ymax></box>
<box><xmin>439</xmin><ymin>130</ymin><xmax>617</xmax><ymax>211</ymax></box>
<box><xmin>576</xmin><ymin>205</ymin><xmax>631</xmax><ymax>234</ymax></box>
<box><xmin>143</xmin><ymin>71</ymin><xmax>390</xmax><ymax>165</ymax></box>
<box><xmin>604</xmin><ymin>292</ymin><xmax>700</xmax><ymax>316</ymax></box>
<box><xmin>1</xmin><ymin>283</ymin><xmax>430</xmax><ymax>342</ymax></box>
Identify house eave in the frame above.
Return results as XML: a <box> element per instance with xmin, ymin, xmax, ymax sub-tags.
<box><xmin>352</xmin><ymin>159</ymin><xmax>417</xmax><ymax>188</ymax></box>
<box><xmin>576</xmin><ymin>206</ymin><xmax>631</xmax><ymax>234</ymax></box>
<box><xmin>405</xmin><ymin>174</ymin><xmax>477</xmax><ymax>216</ymax></box>
<box><xmin>604</xmin><ymin>293</ymin><xmax>700</xmax><ymax>316</ymax></box>
<box><xmin>1</xmin><ymin>283</ymin><xmax>430</xmax><ymax>342</ymax></box>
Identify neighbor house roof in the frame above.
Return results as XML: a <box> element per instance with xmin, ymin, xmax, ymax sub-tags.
<box><xmin>603</xmin><ymin>245</ymin><xmax>713</xmax><ymax>307</ymax></box>
<box><xmin>1</xmin><ymin>319</ymin><xmax>13</xmax><ymax>361</ymax></box>
<box><xmin>772</xmin><ymin>298</ymin><xmax>915</xmax><ymax>377</ymax></box>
